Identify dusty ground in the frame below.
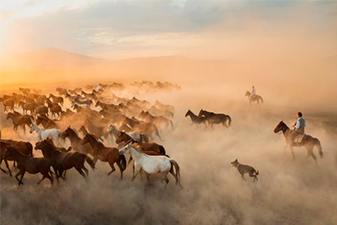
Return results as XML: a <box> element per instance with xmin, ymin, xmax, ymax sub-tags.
<box><xmin>1</xmin><ymin>85</ymin><xmax>337</xmax><ymax>225</ymax></box>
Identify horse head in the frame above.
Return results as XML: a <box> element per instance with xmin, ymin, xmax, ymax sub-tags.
<box><xmin>245</xmin><ymin>91</ymin><xmax>251</xmax><ymax>97</ymax></box>
<box><xmin>274</xmin><ymin>121</ymin><xmax>286</xmax><ymax>133</ymax></box>
<box><xmin>185</xmin><ymin>110</ymin><xmax>191</xmax><ymax>117</ymax></box>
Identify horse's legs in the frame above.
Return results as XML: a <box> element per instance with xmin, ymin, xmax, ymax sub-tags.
<box><xmin>116</xmin><ymin>161</ymin><xmax>124</xmax><ymax>180</ymax></box>
<box><xmin>290</xmin><ymin>146</ymin><xmax>295</xmax><ymax>160</ymax></box>
<box><xmin>15</xmin><ymin>170</ymin><xmax>24</xmax><ymax>185</ymax></box>
<box><xmin>162</xmin><ymin>172</ymin><xmax>169</xmax><ymax>187</ymax></box>
<box><xmin>18</xmin><ymin>170</ymin><xmax>26</xmax><ymax>185</ymax></box>
<box><xmin>241</xmin><ymin>173</ymin><xmax>246</xmax><ymax>181</ymax></box>
<box><xmin>83</xmin><ymin>166</ymin><xmax>89</xmax><ymax>177</ymax></box>
<box><xmin>37</xmin><ymin>175</ymin><xmax>47</xmax><ymax>185</ymax></box>
<box><xmin>2</xmin><ymin>159</ymin><xmax>12</xmax><ymax>176</ymax></box>
<box><xmin>145</xmin><ymin>172</ymin><xmax>151</xmax><ymax>184</ymax></box>
<box><xmin>75</xmin><ymin>167</ymin><xmax>86</xmax><ymax>179</ymax></box>
<box><xmin>107</xmin><ymin>164</ymin><xmax>116</xmax><ymax>176</ymax></box>
<box><xmin>307</xmin><ymin>146</ymin><xmax>317</xmax><ymax>162</ymax></box>
<box><xmin>132</xmin><ymin>165</ymin><xmax>142</xmax><ymax>181</ymax></box>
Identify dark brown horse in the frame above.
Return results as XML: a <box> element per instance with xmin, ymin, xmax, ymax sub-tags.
<box><xmin>81</xmin><ymin>134</ymin><xmax>126</xmax><ymax>178</ymax></box>
<box><xmin>6</xmin><ymin>112</ymin><xmax>33</xmax><ymax>133</ymax></box>
<box><xmin>198</xmin><ymin>109</ymin><xmax>231</xmax><ymax>128</ymax></box>
<box><xmin>61</xmin><ymin>127</ymin><xmax>92</xmax><ymax>155</ymax></box>
<box><xmin>0</xmin><ymin>140</ymin><xmax>33</xmax><ymax>176</ymax></box>
<box><xmin>35</xmin><ymin>139</ymin><xmax>95</xmax><ymax>181</ymax></box>
<box><xmin>185</xmin><ymin>110</ymin><xmax>207</xmax><ymax>128</ymax></box>
<box><xmin>3</xmin><ymin>147</ymin><xmax>53</xmax><ymax>186</ymax></box>
<box><xmin>274</xmin><ymin>121</ymin><xmax>323</xmax><ymax>162</ymax></box>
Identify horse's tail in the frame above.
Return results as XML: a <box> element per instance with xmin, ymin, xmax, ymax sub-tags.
<box><xmin>314</xmin><ymin>139</ymin><xmax>323</xmax><ymax>158</ymax></box>
<box><xmin>169</xmin><ymin>120</ymin><xmax>174</xmax><ymax>130</ymax></box>
<box><xmin>260</xmin><ymin>96</ymin><xmax>264</xmax><ymax>103</ymax></box>
<box><xmin>170</xmin><ymin>160</ymin><xmax>182</xmax><ymax>188</ymax></box>
<box><xmin>118</xmin><ymin>154</ymin><xmax>127</xmax><ymax>171</ymax></box>
<box><xmin>227</xmin><ymin>115</ymin><xmax>232</xmax><ymax>127</ymax></box>
<box><xmin>85</xmin><ymin>156</ymin><xmax>96</xmax><ymax>170</ymax></box>
<box><xmin>159</xmin><ymin>145</ymin><xmax>166</xmax><ymax>155</ymax></box>
<box><xmin>255</xmin><ymin>170</ymin><xmax>259</xmax><ymax>176</ymax></box>
<box><xmin>26</xmin><ymin>142</ymin><xmax>33</xmax><ymax>156</ymax></box>
<box><xmin>154</xmin><ymin>125</ymin><xmax>163</xmax><ymax>141</ymax></box>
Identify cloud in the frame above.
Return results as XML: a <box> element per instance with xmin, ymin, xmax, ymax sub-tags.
<box><xmin>1</xmin><ymin>0</ymin><xmax>336</xmax><ymax>59</ymax></box>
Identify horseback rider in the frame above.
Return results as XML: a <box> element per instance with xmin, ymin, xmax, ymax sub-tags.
<box><xmin>290</xmin><ymin>112</ymin><xmax>306</xmax><ymax>143</ymax></box>
<box><xmin>251</xmin><ymin>86</ymin><xmax>256</xmax><ymax>99</ymax></box>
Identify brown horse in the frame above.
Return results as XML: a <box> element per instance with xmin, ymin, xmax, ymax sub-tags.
<box><xmin>6</xmin><ymin>112</ymin><xmax>33</xmax><ymax>133</ymax></box>
<box><xmin>3</xmin><ymin>147</ymin><xmax>53</xmax><ymax>186</ymax></box>
<box><xmin>1</xmin><ymin>98</ymin><xmax>15</xmax><ymax>112</ymax></box>
<box><xmin>274</xmin><ymin>121</ymin><xmax>323</xmax><ymax>162</ymax></box>
<box><xmin>245</xmin><ymin>91</ymin><xmax>264</xmax><ymax>105</ymax></box>
<box><xmin>123</xmin><ymin>117</ymin><xmax>162</xmax><ymax>140</ymax></box>
<box><xmin>49</xmin><ymin>94</ymin><xmax>64</xmax><ymax>106</ymax></box>
<box><xmin>139</xmin><ymin>111</ymin><xmax>174</xmax><ymax>130</ymax></box>
<box><xmin>46</xmin><ymin>99</ymin><xmax>62</xmax><ymax>118</ymax></box>
<box><xmin>35</xmin><ymin>139</ymin><xmax>95</xmax><ymax>181</ymax></box>
<box><xmin>0</xmin><ymin>140</ymin><xmax>33</xmax><ymax>176</ymax></box>
<box><xmin>35</xmin><ymin>105</ymin><xmax>49</xmax><ymax>116</ymax></box>
<box><xmin>81</xmin><ymin>134</ymin><xmax>126</xmax><ymax>178</ymax></box>
<box><xmin>185</xmin><ymin>110</ymin><xmax>208</xmax><ymax>128</ymax></box>
<box><xmin>198</xmin><ymin>109</ymin><xmax>231</xmax><ymax>128</ymax></box>
<box><xmin>18</xmin><ymin>101</ymin><xmax>37</xmax><ymax>115</ymax></box>
<box><xmin>62</xmin><ymin>127</ymin><xmax>92</xmax><ymax>155</ymax></box>
<box><xmin>36</xmin><ymin>115</ymin><xmax>59</xmax><ymax>129</ymax></box>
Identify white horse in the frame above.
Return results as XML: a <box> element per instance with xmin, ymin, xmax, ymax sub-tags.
<box><xmin>29</xmin><ymin>124</ymin><xmax>62</xmax><ymax>146</ymax></box>
<box><xmin>119</xmin><ymin>143</ymin><xmax>182</xmax><ymax>187</ymax></box>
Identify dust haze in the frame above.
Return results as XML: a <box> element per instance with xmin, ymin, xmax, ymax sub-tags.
<box><xmin>1</xmin><ymin>3</ymin><xmax>337</xmax><ymax>225</ymax></box>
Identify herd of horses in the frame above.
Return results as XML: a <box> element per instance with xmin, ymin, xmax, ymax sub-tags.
<box><xmin>0</xmin><ymin>82</ymin><xmax>324</xmax><ymax>187</ymax></box>
<box><xmin>0</xmin><ymin>83</ymin><xmax>181</xmax><ymax>187</ymax></box>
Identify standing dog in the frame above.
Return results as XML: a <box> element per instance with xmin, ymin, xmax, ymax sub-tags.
<box><xmin>231</xmin><ymin>159</ymin><xmax>259</xmax><ymax>181</ymax></box>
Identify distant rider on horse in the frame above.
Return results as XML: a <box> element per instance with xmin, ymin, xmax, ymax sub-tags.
<box><xmin>291</xmin><ymin>112</ymin><xmax>306</xmax><ymax>143</ymax></box>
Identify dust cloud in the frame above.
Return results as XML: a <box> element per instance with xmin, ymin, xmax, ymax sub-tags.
<box><xmin>1</xmin><ymin>82</ymin><xmax>337</xmax><ymax>225</ymax></box>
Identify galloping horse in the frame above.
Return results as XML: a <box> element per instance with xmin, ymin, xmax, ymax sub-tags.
<box><xmin>29</xmin><ymin>124</ymin><xmax>62</xmax><ymax>146</ymax></box>
<box><xmin>245</xmin><ymin>91</ymin><xmax>264</xmax><ymax>105</ymax></box>
<box><xmin>61</xmin><ymin>127</ymin><xmax>93</xmax><ymax>155</ymax></box>
<box><xmin>198</xmin><ymin>109</ymin><xmax>231</xmax><ymax>128</ymax></box>
<box><xmin>3</xmin><ymin>147</ymin><xmax>53</xmax><ymax>186</ymax></box>
<box><xmin>120</xmin><ymin>143</ymin><xmax>182</xmax><ymax>187</ymax></box>
<box><xmin>185</xmin><ymin>110</ymin><xmax>207</xmax><ymax>128</ymax></box>
<box><xmin>273</xmin><ymin>121</ymin><xmax>323</xmax><ymax>162</ymax></box>
<box><xmin>35</xmin><ymin>139</ymin><xmax>95</xmax><ymax>181</ymax></box>
<box><xmin>81</xmin><ymin>134</ymin><xmax>126</xmax><ymax>178</ymax></box>
<box><xmin>6</xmin><ymin>112</ymin><xmax>33</xmax><ymax>133</ymax></box>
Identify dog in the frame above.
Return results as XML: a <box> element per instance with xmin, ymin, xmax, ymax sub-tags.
<box><xmin>231</xmin><ymin>159</ymin><xmax>259</xmax><ymax>181</ymax></box>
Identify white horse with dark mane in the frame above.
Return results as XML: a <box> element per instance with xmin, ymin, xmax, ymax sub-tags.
<box><xmin>29</xmin><ymin>124</ymin><xmax>62</xmax><ymax>146</ymax></box>
<box><xmin>119</xmin><ymin>143</ymin><xmax>182</xmax><ymax>187</ymax></box>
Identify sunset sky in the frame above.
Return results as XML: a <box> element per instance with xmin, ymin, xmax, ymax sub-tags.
<box><xmin>1</xmin><ymin>0</ymin><xmax>336</xmax><ymax>60</ymax></box>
